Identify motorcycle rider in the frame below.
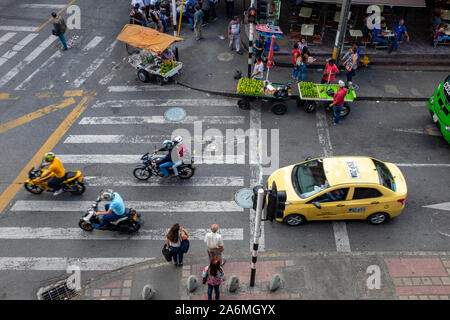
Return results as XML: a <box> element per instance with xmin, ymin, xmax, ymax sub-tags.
<box><xmin>152</xmin><ymin>140</ymin><xmax>176</xmax><ymax>177</ymax></box>
<box><xmin>92</xmin><ymin>189</ymin><xmax>126</xmax><ymax>228</ymax></box>
<box><xmin>171</xmin><ymin>136</ymin><xmax>189</xmax><ymax>177</ymax></box>
<box><xmin>37</xmin><ymin>152</ymin><xmax>67</xmax><ymax>196</ymax></box>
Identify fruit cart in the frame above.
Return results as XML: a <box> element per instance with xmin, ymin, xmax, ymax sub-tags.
<box><xmin>297</xmin><ymin>82</ymin><xmax>357</xmax><ymax>116</ymax></box>
<box><xmin>236</xmin><ymin>78</ymin><xmax>292</xmax><ymax>115</ymax></box>
<box><xmin>116</xmin><ymin>24</ymin><xmax>184</xmax><ymax>85</ymax></box>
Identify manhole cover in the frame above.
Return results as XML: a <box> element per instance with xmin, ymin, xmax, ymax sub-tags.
<box><xmin>164</xmin><ymin>107</ymin><xmax>186</xmax><ymax>122</ymax></box>
<box><xmin>234</xmin><ymin>188</ymin><xmax>254</xmax><ymax>209</ymax></box>
<box><xmin>217</xmin><ymin>52</ymin><xmax>234</xmax><ymax>62</ymax></box>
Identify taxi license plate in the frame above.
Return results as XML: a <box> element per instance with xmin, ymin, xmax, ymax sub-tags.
<box><xmin>432</xmin><ymin>113</ymin><xmax>439</xmax><ymax>123</ymax></box>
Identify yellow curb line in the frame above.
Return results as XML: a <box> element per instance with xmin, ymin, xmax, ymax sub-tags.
<box><xmin>64</xmin><ymin>90</ymin><xmax>84</xmax><ymax>97</ymax></box>
<box><xmin>34</xmin><ymin>0</ymin><xmax>77</xmax><ymax>33</ymax></box>
<box><xmin>35</xmin><ymin>92</ymin><xmax>59</xmax><ymax>99</ymax></box>
<box><xmin>0</xmin><ymin>94</ymin><xmax>93</xmax><ymax>215</ymax></box>
<box><xmin>0</xmin><ymin>93</ymin><xmax>19</xmax><ymax>101</ymax></box>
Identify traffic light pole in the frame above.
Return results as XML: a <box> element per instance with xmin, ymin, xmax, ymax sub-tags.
<box><xmin>250</xmin><ymin>188</ymin><xmax>264</xmax><ymax>287</ymax></box>
<box><xmin>332</xmin><ymin>0</ymin><xmax>352</xmax><ymax>65</ymax></box>
<box><xmin>248</xmin><ymin>0</ymin><xmax>256</xmax><ymax>78</ymax></box>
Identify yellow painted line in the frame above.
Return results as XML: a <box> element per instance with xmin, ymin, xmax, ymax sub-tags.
<box><xmin>35</xmin><ymin>92</ymin><xmax>59</xmax><ymax>99</ymax></box>
<box><xmin>0</xmin><ymin>93</ymin><xmax>19</xmax><ymax>100</ymax></box>
<box><xmin>0</xmin><ymin>94</ymin><xmax>94</xmax><ymax>214</ymax></box>
<box><xmin>0</xmin><ymin>98</ymin><xmax>75</xmax><ymax>135</ymax></box>
<box><xmin>34</xmin><ymin>0</ymin><xmax>77</xmax><ymax>33</ymax></box>
<box><xmin>64</xmin><ymin>90</ymin><xmax>83</xmax><ymax>97</ymax></box>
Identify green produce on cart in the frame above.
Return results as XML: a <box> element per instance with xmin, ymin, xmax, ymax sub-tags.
<box><xmin>299</xmin><ymin>81</ymin><xmax>319</xmax><ymax>98</ymax></box>
<box><xmin>237</xmin><ymin>78</ymin><xmax>264</xmax><ymax>96</ymax></box>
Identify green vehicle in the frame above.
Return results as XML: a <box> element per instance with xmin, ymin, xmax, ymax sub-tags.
<box><xmin>429</xmin><ymin>75</ymin><xmax>450</xmax><ymax>143</ymax></box>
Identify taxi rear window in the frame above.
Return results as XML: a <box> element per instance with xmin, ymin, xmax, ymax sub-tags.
<box><xmin>292</xmin><ymin>159</ymin><xmax>329</xmax><ymax>198</ymax></box>
<box><xmin>372</xmin><ymin>159</ymin><xmax>396</xmax><ymax>191</ymax></box>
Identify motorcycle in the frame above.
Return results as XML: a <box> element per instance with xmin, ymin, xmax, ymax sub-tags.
<box><xmin>24</xmin><ymin>164</ymin><xmax>85</xmax><ymax>195</ymax></box>
<box><xmin>78</xmin><ymin>197</ymin><xmax>142</xmax><ymax>233</ymax></box>
<box><xmin>133</xmin><ymin>151</ymin><xmax>195</xmax><ymax>181</ymax></box>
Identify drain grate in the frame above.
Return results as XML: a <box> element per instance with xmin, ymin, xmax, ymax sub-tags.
<box><xmin>37</xmin><ymin>280</ymin><xmax>79</xmax><ymax>300</ymax></box>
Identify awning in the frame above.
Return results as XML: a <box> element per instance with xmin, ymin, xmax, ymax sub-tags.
<box><xmin>116</xmin><ymin>24</ymin><xmax>183</xmax><ymax>54</ymax></box>
<box><xmin>305</xmin><ymin>0</ymin><xmax>426</xmax><ymax>7</ymax></box>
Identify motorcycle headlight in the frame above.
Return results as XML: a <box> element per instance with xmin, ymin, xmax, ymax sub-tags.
<box><xmin>430</xmin><ymin>95</ymin><xmax>434</xmax><ymax>105</ymax></box>
<box><xmin>445</xmin><ymin>125</ymin><xmax>450</xmax><ymax>132</ymax></box>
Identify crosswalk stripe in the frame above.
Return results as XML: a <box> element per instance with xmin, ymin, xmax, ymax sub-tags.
<box><xmin>10</xmin><ymin>200</ymin><xmax>244</xmax><ymax>212</ymax></box>
<box><xmin>15</xmin><ymin>51</ymin><xmax>62</xmax><ymax>90</ymax></box>
<box><xmin>0</xmin><ymin>33</ymin><xmax>38</xmax><ymax>67</ymax></box>
<box><xmin>107</xmin><ymin>85</ymin><xmax>189</xmax><ymax>92</ymax></box>
<box><xmin>0</xmin><ymin>32</ymin><xmax>16</xmax><ymax>48</ymax></box>
<box><xmin>20</xmin><ymin>4</ymin><xmax>66</xmax><ymax>9</ymax></box>
<box><xmin>83</xmin><ymin>176</ymin><xmax>245</xmax><ymax>187</ymax></box>
<box><xmin>72</xmin><ymin>40</ymin><xmax>117</xmax><ymax>88</ymax></box>
<box><xmin>92</xmin><ymin>99</ymin><xmax>237</xmax><ymax>108</ymax></box>
<box><xmin>0</xmin><ymin>227</ymin><xmax>243</xmax><ymax>241</ymax></box>
<box><xmin>78</xmin><ymin>116</ymin><xmax>246</xmax><ymax>125</ymax></box>
<box><xmin>0</xmin><ymin>257</ymin><xmax>152</xmax><ymax>271</ymax></box>
<box><xmin>0</xmin><ymin>26</ymin><xmax>37</xmax><ymax>32</ymax></box>
<box><xmin>82</xmin><ymin>36</ymin><xmax>104</xmax><ymax>51</ymax></box>
<box><xmin>63</xmin><ymin>134</ymin><xmax>235</xmax><ymax>144</ymax></box>
<box><xmin>58</xmin><ymin>154</ymin><xmax>244</xmax><ymax>164</ymax></box>
<box><xmin>0</xmin><ymin>35</ymin><xmax>56</xmax><ymax>88</ymax></box>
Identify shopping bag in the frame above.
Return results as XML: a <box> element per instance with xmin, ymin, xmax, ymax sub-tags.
<box><xmin>162</xmin><ymin>243</ymin><xmax>172</xmax><ymax>262</ymax></box>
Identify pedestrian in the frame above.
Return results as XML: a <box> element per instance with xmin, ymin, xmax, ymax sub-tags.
<box><xmin>388</xmin><ymin>19</ymin><xmax>410</xmax><ymax>53</ymax></box>
<box><xmin>225</xmin><ymin>0</ymin><xmax>234</xmax><ymax>19</ymax></box>
<box><xmin>143</xmin><ymin>0</ymin><xmax>151</xmax><ymax>19</ymax></box>
<box><xmin>298</xmin><ymin>37</ymin><xmax>308</xmax><ymax>52</ymax></box>
<box><xmin>202</xmin><ymin>258</ymin><xmax>226</xmax><ymax>300</ymax></box>
<box><xmin>228</xmin><ymin>16</ymin><xmax>242</xmax><ymax>54</ymax></box>
<box><xmin>296</xmin><ymin>46</ymin><xmax>309</xmax><ymax>82</ymax></box>
<box><xmin>166</xmin><ymin>223</ymin><xmax>189</xmax><ymax>266</ymax></box>
<box><xmin>434</xmin><ymin>23</ymin><xmax>450</xmax><ymax>46</ymax></box>
<box><xmin>253</xmin><ymin>34</ymin><xmax>266</xmax><ymax>61</ymax></box>
<box><xmin>373</xmin><ymin>22</ymin><xmax>388</xmax><ymax>46</ymax></box>
<box><xmin>320</xmin><ymin>59</ymin><xmax>339</xmax><ymax>84</ymax></box>
<box><xmin>292</xmin><ymin>43</ymin><xmax>301</xmax><ymax>81</ymax></box>
<box><xmin>201</xmin><ymin>0</ymin><xmax>210</xmax><ymax>26</ymax></box>
<box><xmin>193</xmin><ymin>5</ymin><xmax>203</xmax><ymax>40</ymax></box>
<box><xmin>204</xmin><ymin>224</ymin><xmax>226</xmax><ymax>265</ymax></box>
<box><xmin>130</xmin><ymin>4</ymin><xmax>149</xmax><ymax>27</ymax></box>
<box><xmin>329</xmin><ymin>80</ymin><xmax>348</xmax><ymax>125</ymax></box>
<box><xmin>51</xmin><ymin>12</ymin><xmax>68</xmax><ymax>51</ymax></box>
<box><xmin>251</xmin><ymin>56</ymin><xmax>264</xmax><ymax>80</ymax></box>
<box><xmin>209</xmin><ymin>0</ymin><xmax>217</xmax><ymax>22</ymax></box>
<box><xmin>433</xmin><ymin>12</ymin><xmax>444</xmax><ymax>30</ymax></box>
<box><xmin>352</xmin><ymin>41</ymin><xmax>360</xmax><ymax>64</ymax></box>
<box><xmin>343</xmin><ymin>46</ymin><xmax>358</xmax><ymax>86</ymax></box>
<box><xmin>185</xmin><ymin>0</ymin><xmax>197</xmax><ymax>31</ymax></box>
<box><xmin>150</xmin><ymin>5</ymin><xmax>164</xmax><ymax>32</ymax></box>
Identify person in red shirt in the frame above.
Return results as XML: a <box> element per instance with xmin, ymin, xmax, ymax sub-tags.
<box><xmin>329</xmin><ymin>80</ymin><xmax>347</xmax><ymax>125</ymax></box>
<box><xmin>321</xmin><ymin>59</ymin><xmax>339</xmax><ymax>84</ymax></box>
<box><xmin>292</xmin><ymin>43</ymin><xmax>301</xmax><ymax>81</ymax></box>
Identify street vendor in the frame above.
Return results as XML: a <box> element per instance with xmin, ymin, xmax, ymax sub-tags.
<box><xmin>329</xmin><ymin>80</ymin><xmax>348</xmax><ymax>126</ymax></box>
<box><xmin>161</xmin><ymin>48</ymin><xmax>176</xmax><ymax>61</ymax></box>
<box><xmin>251</xmin><ymin>56</ymin><xmax>264</xmax><ymax>80</ymax></box>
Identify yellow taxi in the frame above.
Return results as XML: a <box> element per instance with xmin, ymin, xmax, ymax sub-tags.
<box><xmin>266</xmin><ymin>156</ymin><xmax>407</xmax><ymax>226</ymax></box>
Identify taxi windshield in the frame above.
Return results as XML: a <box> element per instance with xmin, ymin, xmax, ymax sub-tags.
<box><xmin>292</xmin><ymin>159</ymin><xmax>329</xmax><ymax>198</ymax></box>
<box><xmin>372</xmin><ymin>159</ymin><xmax>396</xmax><ymax>191</ymax></box>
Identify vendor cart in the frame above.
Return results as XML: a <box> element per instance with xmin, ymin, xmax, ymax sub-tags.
<box><xmin>116</xmin><ymin>24</ymin><xmax>184</xmax><ymax>85</ymax></box>
<box><xmin>297</xmin><ymin>82</ymin><xmax>357</xmax><ymax>117</ymax></box>
<box><xmin>237</xmin><ymin>80</ymin><xmax>292</xmax><ymax>115</ymax></box>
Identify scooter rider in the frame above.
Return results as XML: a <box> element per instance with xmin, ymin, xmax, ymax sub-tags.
<box><xmin>92</xmin><ymin>189</ymin><xmax>126</xmax><ymax>228</ymax></box>
<box><xmin>171</xmin><ymin>136</ymin><xmax>188</xmax><ymax>176</ymax></box>
<box><xmin>38</xmin><ymin>152</ymin><xmax>67</xmax><ymax>196</ymax></box>
<box><xmin>152</xmin><ymin>140</ymin><xmax>175</xmax><ymax>177</ymax></box>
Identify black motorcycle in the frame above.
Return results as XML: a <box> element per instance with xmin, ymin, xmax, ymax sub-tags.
<box><xmin>133</xmin><ymin>151</ymin><xmax>195</xmax><ymax>181</ymax></box>
<box><xmin>78</xmin><ymin>197</ymin><xmax>142</xmax><ymax>233</ymax></box>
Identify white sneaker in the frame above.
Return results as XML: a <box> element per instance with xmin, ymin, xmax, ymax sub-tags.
<box><xmin>53</xmin><ymin>189</ymin><xmax>64</xmax><ymax>196</ymax></box>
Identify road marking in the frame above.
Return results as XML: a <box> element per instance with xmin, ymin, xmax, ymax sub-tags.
<box><xmin>0</xmin><ymin>227</ymin><xmax>243</xmax><ymax>241</ymax></box>
<box><xmin>0</xmin><ymin>257</ymin><xmax>152</xmax><ymax>271</ymax></box>
<box><xmin>0</xmin><ymin>26</ymin><xmax>38</xmax><ymax>32</ymax></box>
<box><xmin>83</xmin><ymin>176</ymin><xmax>245</xmax><ymax>187</ymax></box>
<box><xmin>0</xmin><ymin>95</ymin><xmax>93</xmax><ymax>214</ymax></box>
<box><xmin>0</xmin><ymin>33</ymin><xmax>38</xmax><ymax>67</ymax></box>
<box><xmin>34</xmin><ymin>0</ymin><xmax>77</xmax><ymax>33</ymax></box>
<box><xmin>0</xmin><ymin>32</ymin><xmax>16</xmax><ymax>47</ymax></box>
<box><xmin>384</xmin><ymin>84</ymin><xmax>400</xmax><ymax>95</ymax></box>
<box><xmin>92</xmin><ymin>99</ymin><xmax>236</xmax><ymax>108</ymax></box>
<box><xmin>14</xmin><ymin>51</ymin><xmax>62</xmax><ymax>91</ymax></box>
<box><xmin>10</xmin><ymin>200</ymin><xmax>244</xmax><ymax>212</ymax></box>
<box><xmin>0</xmin><ymin>35</ymin><xmax>56</xmax><ymax>88</ymax></box>
<box><xmin>107</xmin><ymin>85</ymin><xmax>189</xmax><ymax>92</ymax></box>
<box><xmin>0</xmin><ymin>93</ymin><xmax>19</xmax><ymax>100</ymax></box>
<box><xmin>82</xmin><ymin>36</ymin><xmax>104</xmax><ymax>52</ymax></box>
<box><xmin>20</xmin><ymin>4</ymin><xmax>67</xmax><ymax>9</ymax></box>
<box><xmin>0</xmin><ymin>98</ymin><xmax>75</xmax><ymax>134</ymax></box>
<box><xmin>423</xmin><ymin>202</ymin><xmax>450</xmax><ymax>211</ymax></box>
<box><xmin>315</xmin><ymin>107</ymin><xmax>351</xmax><ymax>253</ymax></box>
<box><xmin>79</xmin><ymin>116</ymin><xmax>246</xmax><ymax>125</ymax></box>
<box><xmin>393</xmin><ymin>128</ymin><xmax>441</xmax><ymax>136</ymax></box>
<box><xmin>72</xmin><ymin>40</ymin><xmax>118</xmax><ymax>88</ymax></box>
<box><xmin>64</xmin><ymin>90</ymin><xmax>84</xmax><ymax>97</ymax></box>
<box><xmin>63</xmin><ymin>134</ymin><xmax>229</xmax><ymax>144</ymax></box>
<box><xmin>395</xmin><ymin>163</ymin><xmax>450</xmax><ymax>167</ymax></box>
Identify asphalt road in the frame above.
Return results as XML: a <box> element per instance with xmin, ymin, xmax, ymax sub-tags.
<box><xmin>0</xmin><ymin>0</ymin><xmax>449</xmax><ymax>300</ymax></box>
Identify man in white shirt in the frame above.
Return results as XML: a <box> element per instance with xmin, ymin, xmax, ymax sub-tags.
<box><xmin>251</xmin><ymin>56</ymin><xmax>264</xmax><ymax>80</ymax></box>
<box><xmin>204</xmin><ymin>224</ymin><xmax>226</xmax><ymax>265</ymax></box>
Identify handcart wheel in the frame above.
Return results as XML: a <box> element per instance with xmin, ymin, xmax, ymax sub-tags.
<box><xmin>156</xmin><ymin>77</ymin><xmax>163</xmax><ymax>86</ymax></box>
<box><xmin>340</xmin><ymin>103</ymin><xmax>351</xmax><ymax>117</ymax></box>
<box><xmin>137</xmin><ymin>69</ymin><xmax>150</xmax><ymax>83</ymax></box>
<box><xmin>238</xmin><ymin>99</ymin><xmax>250</xmax><ymax>110</ymax></box>
<box><xmin>271</xmin><ymin>101</ymin><xmax>287</xmax><ymax>115</ymax></box>
<box><xmin>304</xmin><ymin>101</ymin><xmax>316</xmax><ymax>113</ymax></box>
<box><xmin>296</xmin><ymin>97</ymin><xmax>304</xmax><ymax>108</ymax></box>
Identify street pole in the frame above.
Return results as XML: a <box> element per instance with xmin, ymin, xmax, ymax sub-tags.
<box><xmin>177</xmin><ymin>0</ymin><xmax>185</xmax><ymax>37</ymax></box>
<box><xmin>250</xmin><ymin>188</ymin><xmax>264</xmax><ymax>287</ymax></box>
<box><xmin>172</xmin><ymin>0</ymin><xmax>177</xmax><ymax>37</ymax></box>
<box><xmin>332</xmin><ymin>0</ymin><xmax>352</xmax><ymax>65</ymax></box>
<box><xmin>248</xmin><ymin>1</ymin><xmax>256</xmax><ymax>78</ymax></box>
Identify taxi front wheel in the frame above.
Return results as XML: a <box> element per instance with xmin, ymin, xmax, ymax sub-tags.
<box><xmin>367</xmin><ymin>212</ymin><xmax>389</xmax><ymax>225</ymax></box>
<box><xmin>283</xmin><ymin>214</ymin><xmax>306</xmax><ymax>226</ymax></box>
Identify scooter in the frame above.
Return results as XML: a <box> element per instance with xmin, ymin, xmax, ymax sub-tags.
<box><xmin>24</xmin><ymin>164</ymin><xmax>85</xmax><ymax>195</ymax></box>
<box><xmin>78</xmin><ymin>197</ymin><xmax>142</xmax><ymax>233</ymax></box>
<box><xmin>133</xmin><ymin>150</ymin><xmax>195</xmax><ymax>181</ymax></box>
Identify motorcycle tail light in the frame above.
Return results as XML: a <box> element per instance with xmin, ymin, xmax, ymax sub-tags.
<box><xmin>133</xmin><ymin>213</ymin><xmax>137</xmax><ymax>221</ymax></box>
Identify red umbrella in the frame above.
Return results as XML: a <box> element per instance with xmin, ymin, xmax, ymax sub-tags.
<box><xmin>266</xmin><ymin>35</ymin><xmax>275</xmax><ymax>80</ymax></box>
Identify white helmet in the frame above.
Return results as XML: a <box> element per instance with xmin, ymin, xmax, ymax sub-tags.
<box><xmin>101</xmin><ymin>189</ymin><xmax>115</xmax><ymax>201</ymax></box>
<box><xmin>173</xmin><ymin>136</ymin><xmax>183</xmax><ymax>145</ymax></box>
<box><xmin>163</xmin><ymin>140</ymin><xmax>174</xmax><ymax>149</ymax></box>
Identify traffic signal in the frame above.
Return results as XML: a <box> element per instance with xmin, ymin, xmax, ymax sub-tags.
<box><xmin>252</xmin><ymin>185</ymin><xmax>266</xmax><ymax>211</ymax></box>
<box><xmin>248</xmin><ymin>7</ymin><xmax>257</xmax><ymax>23</ymax></box>
<box><xmin>265</xmin><ymin>182</ymin><xmax>287</xmax><ymax>221</ymax></box>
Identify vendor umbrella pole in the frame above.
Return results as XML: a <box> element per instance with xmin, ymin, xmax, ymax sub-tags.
<box><xmin>265</xmin><ymin>35</ymin><xmax>275</xmax><ymax>81</ymax></box>
<box><xmin>177</xmin><ymin>0</ymin><xmax>185</xmax><ymax>37</ymax></box>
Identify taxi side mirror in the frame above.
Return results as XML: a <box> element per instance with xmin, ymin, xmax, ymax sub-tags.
<box><xmin>312</xmin><ymin>201</ymin><xmax>321</xmax><ymax>209</ymax></box>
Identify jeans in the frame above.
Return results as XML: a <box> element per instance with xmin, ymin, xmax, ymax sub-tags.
<box><xmin>172</xmin><ymin>160</ymin><xmax>183</xmax><ymax>175</ymax></box>
<box><xmin>373</xmin><ymin>36</ymin><xmax>388</xmax><ymax>45</ymax></box>
<box><xmin>229</xmin><ymin>34</ymin><xmax>240</xmax><ymax>51</ymax></box>
<box><xmin>141</xmin><ymin>19</ymin><xmax>148</xmax><ymax>27</ymax></box>
<box><xmin>207</xmin><ymin>284</ymin><xmax>220</xmax><ymax>300</ymax></box>
<box><xmin>94</xmin><ymin>204</ymin><xmax>121</xmax><ymax>228</ymax></box>
<box><xmin>210</xmin><ymin>2</ymin><xmax>217</xmax><ymax>19</ymax></box>
<box><xmin>389</xmin><ymin>35</ymin><xmax>400</xmax><ymax>52</ymax></box>
<box><xmin>159</xmin><ymin>161</ymin><xmax>174</xmax><ymax>177</ymax></box>
<box><xmin>226</xmin><ymin>1</ymin><xmax>234</xmax><ymax>19</ymax></box>
<box><xmin>346</xmin><ymin>69</ymin><xmax>355</xmax><ymax>83</ymax></box>
<box><xmin>333</xmin><ymin>104</ymin><xmax>343</xmax><ymax>124</ymax></box>
<box><xmin>202</xmin><ymin>10</ymin><xmax>210</xmax><ymax>24</ymax></box>
<box><xmin>297</xmin><ymin>64</ymin><xmax>306</xmax><ymax>82</ymax></box>
<box><xmin>292</xmin><ymin>64</ymin><xmax>299</xmax><ymax>80</ymax></box>
<box><xmin>170</xmin><ymin>246</ymin><xmax>184</xmax><ymax>264</ymax></box>
<box><xmin>58</xmin><ymin>32</ymin><xmax>68</xmax><ymax>49</ymax></box>
<box><xmin>187</xmin><ymin>16</ymin><xmax>194</xmax><ymax>30</ymax></box>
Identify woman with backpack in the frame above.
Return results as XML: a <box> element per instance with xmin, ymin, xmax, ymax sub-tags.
<box><xmin>202</xmin><ymin>258</ymin><xmax>226</xmax><ymax>300</ymax></box>
<box><xmin>166</xmin><ymin>223</ymin><xmax>189</xmax><ymax>266</ymax></box>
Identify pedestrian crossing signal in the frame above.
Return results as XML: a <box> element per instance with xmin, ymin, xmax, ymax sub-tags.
<box><xmin>248</xmin><ymin>7</ymin><xmax>257</xmax><ymax>23</ymax></box>
<box><xmin>265</xmin><ymin>182</ymin><xmax>286</xmax><ymax>222</ymax></box>
<box><xmin>252</xmin><ymin>185</ymin><xmax>266</xmax><ymax>211</ymax></box>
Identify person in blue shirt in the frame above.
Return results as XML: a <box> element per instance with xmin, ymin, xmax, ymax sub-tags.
<box><xmin>389</xmin><ymin>19</ymin><xmax>410</xmax><ymax>53</ymax></box>
<box><xmin>185</xmin><ymin>0</ymin><xmax>197</xmax><ymax>31</ymax></box>
<box><xmin>373</xmin><ymin>24</ymin><xmax>388</xmax><ymax>45</ymax></box>
<box><xmin>93</xmin><ymin>190</ymin><xmax>126</xmax><ymax>228</ymax></box>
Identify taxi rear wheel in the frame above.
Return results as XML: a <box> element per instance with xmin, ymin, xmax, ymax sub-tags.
<box><xmin>367</xmin><ymin>212</ymin><xmax>389</xmax><ymax>225</ymax></box>
<box><xmin>283</xmin><ymin>214</ymin><xmax>306</xmax><ymax>226</ymax></box>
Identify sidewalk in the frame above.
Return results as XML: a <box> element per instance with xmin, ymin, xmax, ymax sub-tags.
<box><xmin>78</xmin><ymin>249</ymin><xmax>450</xmax><ymax>300</ymax></box>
